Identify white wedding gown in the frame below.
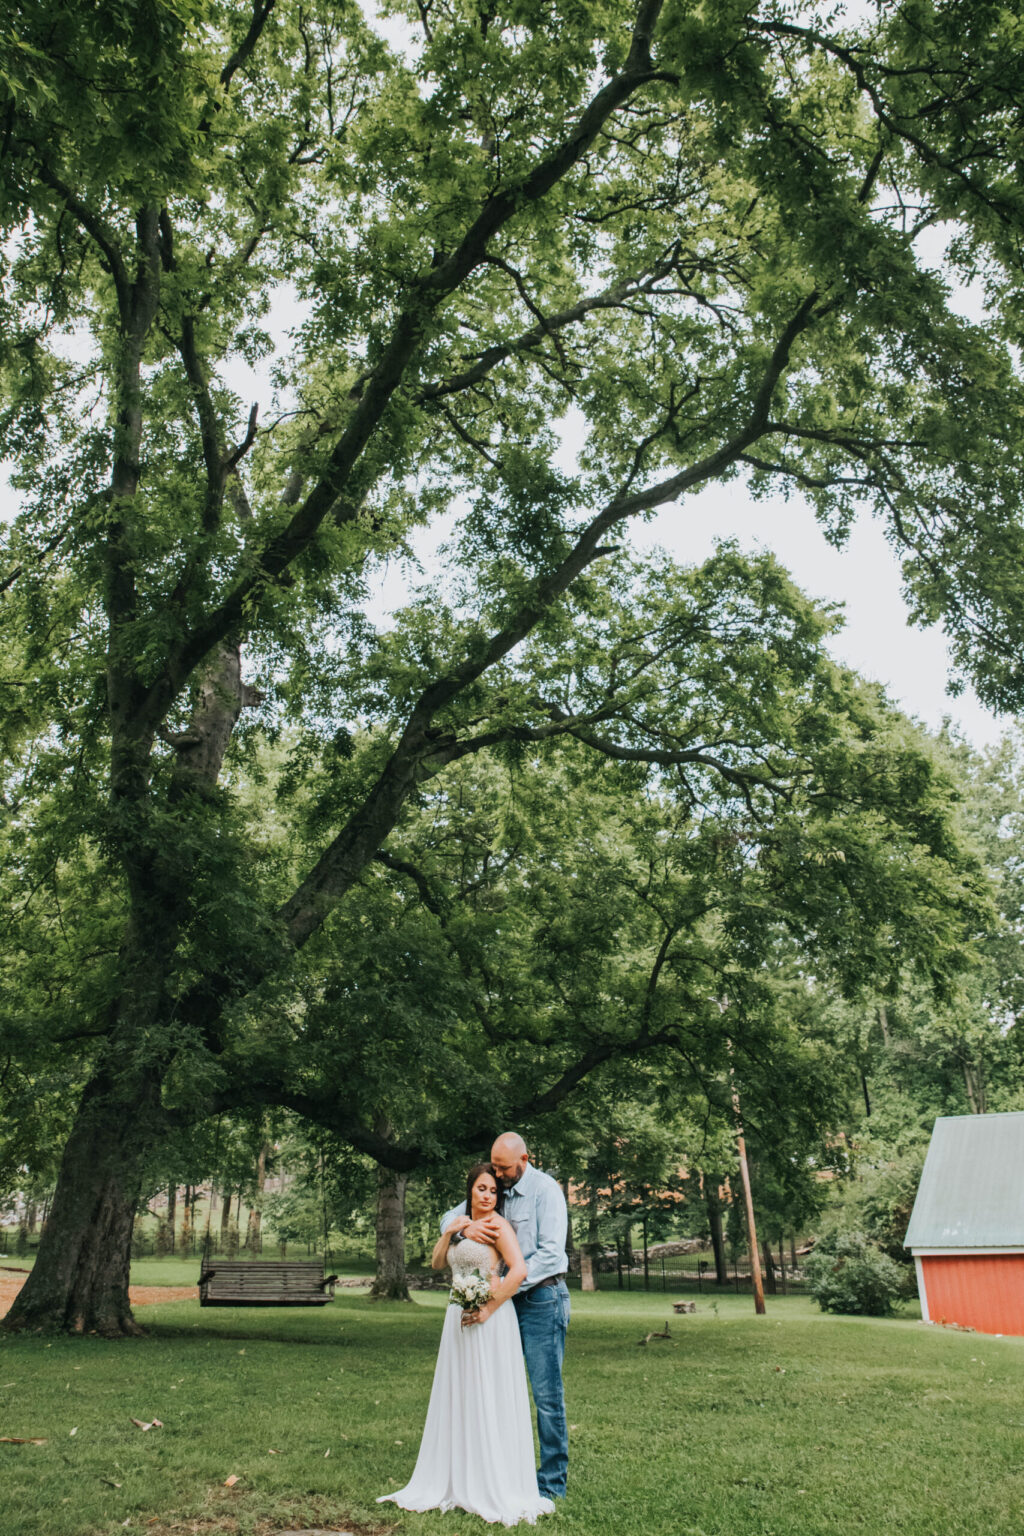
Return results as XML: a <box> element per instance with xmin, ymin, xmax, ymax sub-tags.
<box><xmin>377</xmin><ymin>1238</ymin><xmax>554</xmax><ymax>1526</ymax></box>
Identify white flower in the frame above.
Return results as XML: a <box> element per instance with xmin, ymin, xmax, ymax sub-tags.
<box><xmin>449</xmin><ymin>1268</ymin><xmax>493</xmax><ymax>1310</ymax></box>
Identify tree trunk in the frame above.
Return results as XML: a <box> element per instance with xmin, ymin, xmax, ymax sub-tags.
<box><xmin>166</xmin><ymin>1184</ymin><xmax>177</xmax><ymax>1252</ymax></box>
<box><xmin>762</xmin><ymin>1238</ymin><xmax>777</xmax><ymax>1295</ymax></box>
<box><xmin>220</xmin><ymin>1188</ymin><xmax>232</xmax><ymax>1246</ymax></box>
<box><xmin>369</xmin><ymin>1163</ymin><xmax>411</xmax><ymax>1301</ymax></box>
<box><xmin>964</xmin><ymin>1063</ymin><xmax>985</xmax><ymax>1115</ymax></box>
<box><xmin>245</xmin><ymin>1141</ymin><xmax>270</xmax><ymax>1251</ymax></box>
<box><xmin>706</xmin><ymin>1185</ymin><xmax>729</xmax><ymax>1286</ymax></box>
<box><xmin>581</xmin><ymin>1178</ymin><xmax>601</xmax><ymax>1292</ymax></box>
<box><xmin>2</xmin><ymin>1069</ymin><xmax>162</xmax><ymax>1336</ymax></box>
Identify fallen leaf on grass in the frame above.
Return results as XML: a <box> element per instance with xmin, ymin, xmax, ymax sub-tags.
<box><xmin>267</xmin><ymin>1448</ymin><xmax>278</xmax><ymax>1454</ymax></box>
<box><xmin>0</xmin><ymin>1436</ymin><xmax>47</xmax><ymax>1444</ymax></box>
<box><xmin>70</xmin><ymin>1427</ymin><xmax>78</xmax><ymax>1436</ymax></box>
<box><xmin>223</xmin><ymin>1474</ymin><xmax>239</xmax><ymax>1487</ymax></box>
<box><xmin>129</xmin><ymin>1418</ymin><xmax>163</xmax><ymax>1431</ymax></box>
<box><xmin>101</xmin><ymin>1478</ymin><xmax>122</xmax><ymax>1488</ymax></box>
<box><xmin>324</xmin><ymin>1448</ymin><xmax>331</xmax><ymax>1457</ymax></box>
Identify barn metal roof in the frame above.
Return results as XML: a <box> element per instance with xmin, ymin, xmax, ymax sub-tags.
<box><xmin>904</xmin><ymin>1112</ymin><xmax>1024</xmax><ymax>1250</ymax></box>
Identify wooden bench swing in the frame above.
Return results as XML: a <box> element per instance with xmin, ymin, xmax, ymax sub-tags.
<box><xmin>199</xmin><ymin>1257</ymin><xmax>337</xmax><ymax>1307</ymax></box>
<box><xmin>197</xmin><ymin>1134</ymin><xmax>338</xmax><ymax>1307</ymax></box>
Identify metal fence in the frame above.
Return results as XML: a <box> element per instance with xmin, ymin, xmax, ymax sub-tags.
<box><xmin>565</xmin><ymin>1248</ymin><xmax>808</xmax><ymax>1295</ymax></box>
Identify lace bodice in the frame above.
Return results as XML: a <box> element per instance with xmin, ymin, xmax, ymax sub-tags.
<box><xmin>450</xmin><ymin>1236</ymin><xmax>499</xmax><ymax>1281</ymax></box>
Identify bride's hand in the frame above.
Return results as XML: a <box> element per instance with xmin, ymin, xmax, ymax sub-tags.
<box><xmin>461</xmin><ymin>1301</ymin><xmax>494</xmax><ymax>1328</ymax></box>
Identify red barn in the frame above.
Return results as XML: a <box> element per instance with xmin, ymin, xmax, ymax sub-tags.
<box><xmin>904</xmin><ymin>1111</ymin><xmax>1024</xmax><ymax>1336</ymax></box>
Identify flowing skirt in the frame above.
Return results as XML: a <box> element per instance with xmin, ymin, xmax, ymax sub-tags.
<box><xmin>377</xmin><ymin>1301</ymin><xmax>554</xmax><ymax>1526</ymax></box>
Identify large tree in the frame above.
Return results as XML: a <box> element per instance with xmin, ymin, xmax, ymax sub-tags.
<box><xmin>2</xmin><ymin>0</ymin><xmax>1023</xmax><ymax>1333</ymax></box>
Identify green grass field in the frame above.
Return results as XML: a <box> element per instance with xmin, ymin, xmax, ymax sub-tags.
<box><xmin>2</xmin><ymin>1284</ymin><xmax>1023</xmax><ymax>1536</ymax></box>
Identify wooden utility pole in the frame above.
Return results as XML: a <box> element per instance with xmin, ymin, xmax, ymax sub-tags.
<box><xmin>731</xmin><ymin>1074</ymin><xmax>766</xmax><ymax>1314</ymax></box>
<box><xmin>721</xmin><ymin>1020</ymin><xmax>766</xmax><ymax>1316</ymax></box>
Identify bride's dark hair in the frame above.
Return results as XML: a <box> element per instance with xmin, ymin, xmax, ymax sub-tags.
<box><xmin>465</xmin><ymin>1161</ymin><xmax>505</xmax><ymax>1219</ymax></box>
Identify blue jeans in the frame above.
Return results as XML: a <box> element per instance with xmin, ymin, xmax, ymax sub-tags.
<box><xmin>513</xmin><ymin>1279</ymin><xmax>570</xmax><ymax>1499</ymax></box>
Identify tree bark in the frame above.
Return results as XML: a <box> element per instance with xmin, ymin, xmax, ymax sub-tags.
<box><xmin>6</xmin><ymin>626</ymin><xmax>253</xmax><ymax>1334</ymax></box>
<box><xmin>581</xmin><ymin>1178</ymin><xmax>601</xmax><ymax>1292</ymax></box>
<box><xmin>761</xmin><ymin>1238</ymin><xmax>777</xmax><ymax>1296</ymax></box>
<box><xmin>706</xmin><ymin>1184</ymin><xmax>729</xmax><ymax>1286</ymax></box>
<box><xmin>245</xmin><ymin>1141</ymin><xmax>270</xmax><ymax>1251</ymax></box>
<box><xmin>369</xmin><ymin>1163</ymin><xmax>411</xmax><ymax>1301</ymax></box>
<box><xmin>2</xmin><ymin>1069</ymin><xmax>162</xmax><ymax>1335</ymax></box>
<box><xmin>166</xmin><ymin>1184</ymin><xmax>177</xmax><ymax>1252</ymax></box>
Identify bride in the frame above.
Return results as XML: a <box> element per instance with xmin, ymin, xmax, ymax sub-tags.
<box><xmin>377</xmin><ymin>1162</ymin><xmax>554</xmax><ymax>1526</ymax></box>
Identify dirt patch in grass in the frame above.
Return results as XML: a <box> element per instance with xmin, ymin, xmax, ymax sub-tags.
<box><xmin>0</xmin><ymin>1273</ymin><xmax>198</xmax><ymax>1317</ymax></box>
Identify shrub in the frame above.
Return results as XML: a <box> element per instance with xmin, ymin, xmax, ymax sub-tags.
<box><xmin>805</xmin><ymin>1229</ymin><xmax>906</xmax><ymax>1316</ymax></box>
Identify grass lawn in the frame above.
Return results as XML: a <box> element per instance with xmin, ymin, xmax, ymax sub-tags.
<box><xmin>2</xmin><ymin>1287</ymin><xmax>1023</xmax><ymax>1536</ymax></box>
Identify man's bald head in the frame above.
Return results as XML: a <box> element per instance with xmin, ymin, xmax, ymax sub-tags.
<box><xmin>491</xmin><ymin>1132</ymin><xmax>529</xmax><ymax>1187</ymax></box>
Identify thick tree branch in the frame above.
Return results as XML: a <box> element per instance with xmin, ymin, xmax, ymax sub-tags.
<box><xmin>140</xmin><ymin>0</ymin><xmax>676</xmax><ymax>735</ymax></box>
<box><xmin>36</xmin><ymin>169</ymin><xmax>130</xmax><ymax>316</ymax></box>
<box><xmin>221</xmin><ymin>0</ymin><xmax>278</xmax><ymax>92</ymax></box>
<box><xmin>273</xmin><ymin>285</ymin><xmax>828</xmax><ymax>949</ymax></box>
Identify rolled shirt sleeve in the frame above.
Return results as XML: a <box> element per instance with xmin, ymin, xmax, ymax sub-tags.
<box><xmin>440</xmin><ymin>1201</ymin><xmax>467</xmax><ymax>1235</ymax></box>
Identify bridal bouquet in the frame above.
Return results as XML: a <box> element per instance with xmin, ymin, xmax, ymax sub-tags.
<box><xmin>450</xmin><ymin>1268</ymin><xmax>493</xmax><ymax>1311</ymax></box>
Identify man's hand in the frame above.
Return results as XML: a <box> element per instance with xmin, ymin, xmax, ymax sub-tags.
<box><xmin>462</xmin><ymin>1214</ymin><xmax>502</xmax><ymax>1244</ymax></box>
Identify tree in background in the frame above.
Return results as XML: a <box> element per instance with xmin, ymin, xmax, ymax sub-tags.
<box><xmin>4</xmin><ymin>0</ymin><xmax>1024</xmax><ymax>1333</ymax></box>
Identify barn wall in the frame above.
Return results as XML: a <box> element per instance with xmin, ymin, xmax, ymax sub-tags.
<box><xmin>921</xmin><ymin>1254</ymin><xmax>1024</xmax><ymax>1336</ymax></box>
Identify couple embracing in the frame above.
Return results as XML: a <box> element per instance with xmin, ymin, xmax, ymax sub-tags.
<box><xmin>378</xmin><ymin>1132</ymin><xmax>570</xmax><ymax>1526</ymax></box>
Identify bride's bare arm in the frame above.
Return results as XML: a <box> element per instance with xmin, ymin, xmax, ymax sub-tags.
<box><xmin>431</xmin><ymin>1227</ymin><xmax>458</xmax><ymax>1271</ymax></box>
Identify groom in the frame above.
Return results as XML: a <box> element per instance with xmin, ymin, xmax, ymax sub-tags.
<box><xmin>442</xmin><ymin>1132</ymin><xmax>570</xmax><ymax>1501</ymax></box>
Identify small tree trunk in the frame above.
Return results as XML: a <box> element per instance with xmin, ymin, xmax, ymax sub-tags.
<box><xmin>580</xmin><ymin>1176</ymin><xmax>601</xmax><ymax>1292</ymax></box>
<box><xmin>762</xmin><ymin>1238</ymin><xmax>777</xmax><ymax>1295</ymax></box>
<box><xmin>245</xmin><ymin>1141</ymin><xmax>270</xmax><ymax>1251</ymax></box>
<box><xmin>219</xmin><ymin>1188</ymin><xmax>232</xmax><ymax>1246</ymax></box>
<box><xmin>166</xmin><ymin>1184</ymin><xmax>177</xmax><ymax>1252</ymax></box>
<box><xmin>562</xmin><ymin>1178</ymin><xmax>574</xmax><ymax>1257</ymax></box>
<box><xmin>370</xmin><ymin>1163</ymin><xmax>411</xmax><ymax>1301</ymax></box>
<box><xmin>706</xmin><ymin>1186</ymin><xmax>729</xmax><ymax>1286</ymax></box>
